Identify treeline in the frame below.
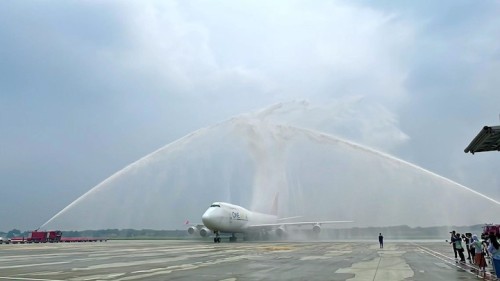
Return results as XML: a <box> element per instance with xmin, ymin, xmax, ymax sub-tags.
<box><xmin>322</xmin><ymin>224</ymin><xmax>485</xmax><ymax>240</ymax></box>
<box><xmin>0</xmin><ymin>229</ymin><xmax>24</xmax><ymax>238</ymax></box>
<box><xmin>0</xmin><ymin>225</ymin><xmax>486</xmax><ymax>240</ymax></box>
<box><xmin>0</xmin><ymin>229</ymin><xmax>189</xmax><ymax>239</ymax></box>
<box><xmin>63</xmin><ymin>229</ymin><xmax>188</xmax><ymax>239</ymax></box>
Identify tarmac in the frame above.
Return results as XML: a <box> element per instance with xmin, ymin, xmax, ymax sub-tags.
<box><xmin>0</xmin><ymin>239</ymin><xmax>498</xmax><ymax>280</ymax></box>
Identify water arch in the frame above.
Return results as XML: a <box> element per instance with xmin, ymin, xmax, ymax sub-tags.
<box><xmin>41</xmin><ymin>117</ymin><xmax>500</xmax><ymax>230</ymax></box>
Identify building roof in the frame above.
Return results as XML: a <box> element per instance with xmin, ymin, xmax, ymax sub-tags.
<box><xmin>464</xmin><ymin>126</ymin><xmax>500</xmax><ymax>154</ymax></box>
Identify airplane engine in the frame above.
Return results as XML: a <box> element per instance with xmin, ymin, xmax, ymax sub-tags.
<box><xmin>276</xmin><ymin>227</ymin><xmax>287</xmax><ymax>237</ymax></box>
<box><xmin>199</xmin><ymin>227</ymin><xmax>212</xmax><ymax>237</ymax></box>
<box><xmin>187</xmin><ymin>226</ymin><xmax>198</xmax><ymax>235</ymax></box>
<box><xmin>312</xmin><ymin>224</ymin><xmax>321</xmax><ymax>233</ymax></box>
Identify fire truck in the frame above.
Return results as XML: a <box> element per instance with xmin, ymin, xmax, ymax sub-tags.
<box><xmin>9</xmin><ymin>230</ymin><xmax>106</xmax><ymax>244</ymax></box>
<box><xmin>481</xmin><ymin>224</ymin><xmax>500</xmax><ymax>240</ymax></box>
<box><xmin>27</xmin><ymin>230</ymin><xmax>62</xmax><ymax>243</ymax></box>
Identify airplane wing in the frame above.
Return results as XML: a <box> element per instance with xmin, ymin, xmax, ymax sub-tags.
<box><xmin>247</xmin><ymin>220</ymin><xmax>353</xmax><ymax>228</ymax></box>
<box><xmin>277</xmin><ymin>216</ymin><xmax>303</xmax><ymax>221</ymax></box>
<box><xmin>185</xmin><ymin>220</ymin><xmax>205</xmax><ymax>229</ymax></box>
<box><xmin>244</xmin><ymin>220</ymin><xmax>353</xmax><ymax>237</ymax></box>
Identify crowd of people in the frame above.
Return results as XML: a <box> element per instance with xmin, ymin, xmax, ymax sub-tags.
<box><xmin>449</xmin><ymin>230</ymin><xmax>500</xmax><ymax>274</ymax></box>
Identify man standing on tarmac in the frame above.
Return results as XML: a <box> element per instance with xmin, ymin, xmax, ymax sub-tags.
<box><xmin>450</xmin><ymin>230</ymin><xmax>458</xmax><ymax>259</ymax></box>
<box><xmin>379</xmin><ymin>233</ymin><xmax>384</xmax><ymax>249</ymax></box>
<box><xmin>453</xmin><ymin>232</ymin><xmax>466</xmax><ymax>263</ymax></box>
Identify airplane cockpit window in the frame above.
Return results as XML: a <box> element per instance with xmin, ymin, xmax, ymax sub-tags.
<box><xmin>210</xmin><ymin>204</ymin><xmax>221</xmax><ymax>208</ymax></box>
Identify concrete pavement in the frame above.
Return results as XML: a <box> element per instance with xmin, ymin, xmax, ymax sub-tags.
<box><xmin>0</xmin><ymin>240</ymin><xmax>497</xmax><ymax>280</ymax></box>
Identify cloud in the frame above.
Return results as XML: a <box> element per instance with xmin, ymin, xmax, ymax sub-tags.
<box><xmin>101</xmin><ymin>1</ymin><xmax>416</xmax><ymax>106</ymax></box>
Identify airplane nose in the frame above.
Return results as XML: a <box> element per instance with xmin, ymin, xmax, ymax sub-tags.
<box><xmin>202</xmin><ymin>209</ymin><xmax>215</xmax><ymax>228</ymax></box>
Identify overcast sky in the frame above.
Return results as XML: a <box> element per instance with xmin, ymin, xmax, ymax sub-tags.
<box><xmin>1</xmin><ymin>0</ymin><xmax>500</xmax><ymax>231</ymax></box>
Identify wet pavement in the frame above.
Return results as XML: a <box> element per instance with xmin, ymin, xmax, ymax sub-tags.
<box><xmin>0</xmin><ymin>240</ymin><xmax>497</xmax><ymax>280</ymax></box>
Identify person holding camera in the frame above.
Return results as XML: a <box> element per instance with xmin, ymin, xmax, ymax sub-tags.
<box><xmin>453</xmin><ymin>233</ymin><xmax>466</xmax><ymax>263</ymax></box>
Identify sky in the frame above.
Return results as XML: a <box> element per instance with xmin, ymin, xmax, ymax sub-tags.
<box><xmin>1</xmin><ymin>0</ymin><xmax>500</xmax><ymax>231</ymax></box>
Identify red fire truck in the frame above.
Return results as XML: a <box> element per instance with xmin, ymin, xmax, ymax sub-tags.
<box><xmin>27</xmin><ymin>230</ymin><xmax>62</xmax><ymax>243</ymax></box>
<box><xmin>481</xmin><ymin>224</ymin><xmax>500</xmax><ymax>240</ymax></box>
<box><xmin>9</xmin><ymin>230</ymin><xmax>106</xmax><ymax>244</ymax></box>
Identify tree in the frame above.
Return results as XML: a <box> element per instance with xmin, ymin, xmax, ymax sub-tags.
<box><xmin>7</xmin><ymin>229</ymin><xmax>21</xmax><ymax>238</ymax></box>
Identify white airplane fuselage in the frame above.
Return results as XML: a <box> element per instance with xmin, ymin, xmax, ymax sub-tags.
<box><xmin>193</xmin><ymin>201</ymin><xmax>352</xmax><ymax>242</ymax></box>
<box><xmin>202</xmin><ymin>202</ymin><xmax>276</xmax><ymax>233</ymax></box>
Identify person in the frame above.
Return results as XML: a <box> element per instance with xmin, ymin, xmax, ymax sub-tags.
<box><xmin>463</xmin><ymin>233</ymin><xmax>472</xmax><ymax>261</ymax></box>
<box><xmin>487</xmin><ymin>233</ymin><xmax>500</xmax><ymax>260</ymax></box>
<box><xmin>487</xmin><ymin>233</ymin><xmax>500</xmax><ymax>275</ymax></box>
<box><xmin>453</xmin><ymin>233</ymin><xmax>466</xmax><ymax>263</ymax></box>
<box><xmin>470</xmin><ymin>234</ymin><xmax>476</xmax><ymax>262</ymax></box>
<box><xmin>471</xmin><ymin>234</ymin><xmax>486</xmax><ymax>273</ymax></box>
<box><xmin>449</xmin><ymin>230</ymin><xmax>458</xmax><ymax>259</ymax></box>
<box><xmin>378</xmin><ymin>233</ymin><xmax>384</xmax><ymax>249</ymax></box>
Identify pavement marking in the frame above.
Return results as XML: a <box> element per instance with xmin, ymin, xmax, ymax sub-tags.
<box><xmin>326</xmin><ymin>250</ymin><xmax>352</xmax><ymax>256</ymax></box>
<box><xmin>69</xmin><ymin>273</ymin><xmax>125</xmax><ymax>281</ymax></box>
<box><xmin>300</xmin><ymin>256</ymin><xmax>331</xmax><ymax>260</ymax></box>
<box><xmin>257</xmin><ymin>245</ymin><xmax>295</xmax><ymax>251</ymax></box>
<box><xmin>0</xmin><ymin>277</ymin><xmax>64</xmax><ymax>281</ymax></box>
<box><xmin>71</xmin><ymin>253</ymin><xmax>212</xmax><ymax>271</ymax></box>
<box><xmin>115</xmin><ymin>270</ymin><xmax>173</xmax><ymax>281</ymax></box>
<box><xmin>109</xmin><ymin>255</ymin><xmax>256</xmax><ymax>280</ymax></box>
<box><xmin>0</xmin><ymin>261</ymin><xmax>71</xmax><ymax>270</ymax></box>
<box><xmin>59</xmin><ymin>246</ymin><xmax>258</xmax><ymax>281</ymax></box>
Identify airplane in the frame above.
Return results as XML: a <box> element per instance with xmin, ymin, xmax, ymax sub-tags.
<box><xmin>187</xmin><ymin>201</ymin><xmax>352</xmax><ymax>243</ymax></box>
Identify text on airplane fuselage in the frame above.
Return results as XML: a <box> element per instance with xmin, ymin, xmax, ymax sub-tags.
<box><xmin>231</xmin><ymin>211</ymin><xmax>248</xmax><ymax>221</ymax></box>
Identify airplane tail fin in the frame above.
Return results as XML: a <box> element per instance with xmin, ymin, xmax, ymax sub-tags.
<box><xmin>271</xmin><ymin>192</ymin><xmax>279</xmax><ymax>216</ymax></box>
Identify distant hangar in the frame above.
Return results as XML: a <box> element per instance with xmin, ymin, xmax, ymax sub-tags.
<box><xmin>464</xmin><ymin>126</ymin><xmax>500</xmax><ymax>154</ymax></box>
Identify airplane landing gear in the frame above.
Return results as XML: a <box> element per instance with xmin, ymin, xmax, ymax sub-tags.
<box><xmin>229</xmin><ymin>233</ymin><xmax>237</xmax><ymax>242</ymax></box>
<box><xmin>213</xmin><ymin>231</ymin><xmax>221</xmax><ymax>243</ymax></box>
